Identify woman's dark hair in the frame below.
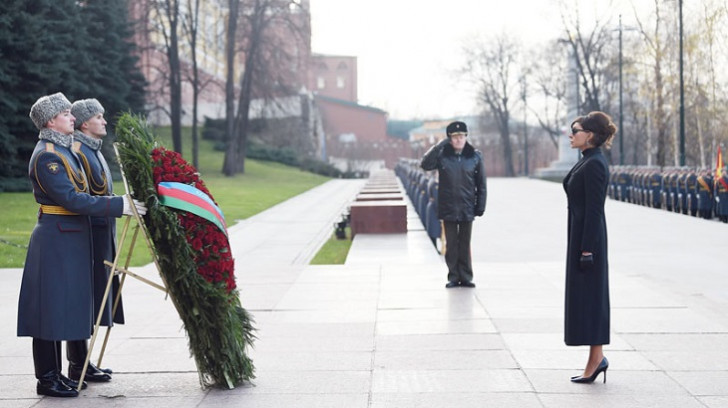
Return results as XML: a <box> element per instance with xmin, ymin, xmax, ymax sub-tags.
<box><xmin>571</xmin><ymin>111</ymin><xmax>618</xmax><ymax>149</ymax></box>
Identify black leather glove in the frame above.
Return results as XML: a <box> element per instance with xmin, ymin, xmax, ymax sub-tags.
<box><xmin>579</xmin><ymin>253</ymin><xmax>594</xmax><ymax>271</ymax></box>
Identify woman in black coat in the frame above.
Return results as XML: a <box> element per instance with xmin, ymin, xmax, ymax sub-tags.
<box><xmin>562</xmin><ymin>111</ymin><xmax>617</xmax><ymax>384</ymax></box>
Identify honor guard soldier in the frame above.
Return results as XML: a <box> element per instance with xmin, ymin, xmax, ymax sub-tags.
<box><xmin>616</xmin><ymin>169</ymin><xmax>630</xmax><ymax>201</ymax></box>
<box><xmin>608</xmin><ymin>169</ymin><xmax>617</xmax><ymax>199</ymax></box>
<box><xmin>716</xmin><ymin>167</ymin><xmax>728</xmax><ymax>222</ymax></box>
<box><xmin>66</xmin><ymin>98</ymin><xmax>124</xmax><ymax>383</ymax></box>
<box><xmin>17</xmin><ymin>93</ymin><xmax>146</xmax><ymax>398</ymax></box>
<box><xmin>662</xmin><ymin>170</ymin><xmax>676</xmax><ymax>211</ymax></box>
<box><xmin>685</xmin><ymin>170</ymin><xmax>698</xmax><ymax>216</ymax></box>
<box><xmin>677</xmin><ymin>170</ymin><xmax>689</xmax><ymax>214</ymax></box>
<box><xmin>647</xmin><ymin>168</ymin><xmax>662</xmax><ymax>208</ymax></box>
<box><xmin>634</xmin><ymin>168</ymin><xmax>646</xmax><ymax>205</ymax></box>
<box><xmin>696</xmin><ymin>170</ymin><xmax>714</xmax><ymax>219</ymax></box>
<box><xmin>425</xmin><ymin>179</ymin><xmax>442</xmax><ymax>250</ymax></box>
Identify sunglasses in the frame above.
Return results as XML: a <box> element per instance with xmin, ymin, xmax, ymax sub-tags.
<box><xmin>571</xmin><ymin>127</ymin><xmax>590</xmax><ymax>135</ymax></box>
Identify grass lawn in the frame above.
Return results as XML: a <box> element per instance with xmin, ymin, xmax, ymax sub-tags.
<box><xmin>0</xmin><ymin>192</ymin><xmax>38</xmax><ymax>267</ymax></box>
<box><xmin>310</xmin><ymin>227</ymin><xmax>353</xmax><ymax>264</ymax></box>
<box><xmin>0</xmin><ymin>125</ymin><xmax>330</xmax><ymax>268</ymax></box>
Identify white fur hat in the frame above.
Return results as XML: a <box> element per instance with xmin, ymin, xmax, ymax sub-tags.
<box><xmin>29</xmin><ymin>92</ymin><xmax>72</xmax><ymax>130</ymax></box>
<box><xmin>71</xmin><ymin>98</ymin><xmax>105</xmax><ymax>129</ymax></box>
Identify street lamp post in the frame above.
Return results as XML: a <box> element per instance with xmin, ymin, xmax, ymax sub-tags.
<box><xmin>521</xmin><ymin>74</ymin><xmax>529</xmax><ymax>176</ymax></box>
<box><xmin>615</xmin><ymin>15</ymin><xmax>638</xmax><ymax>165</ymax></box>
<box><xmin>678</xmin><ymin>0</ymin><xmax>685</xmax><ymax>166</ymax></box>
<box><xmin>618</xmin><ymin>15</ymin><xmax>624</xmax><ymax>165</ymax></box>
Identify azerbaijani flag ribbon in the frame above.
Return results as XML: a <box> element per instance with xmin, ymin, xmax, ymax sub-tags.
<box><xmin>157</xmin><ymin>182</ymin><xmax>227</xmax><ymax>235</ymax></box>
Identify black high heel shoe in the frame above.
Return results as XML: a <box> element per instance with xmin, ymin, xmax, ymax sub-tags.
<box><xmin>571</xmin><ymin>357</ymin><xmax>608</xmax><ymax>384</ymax></box>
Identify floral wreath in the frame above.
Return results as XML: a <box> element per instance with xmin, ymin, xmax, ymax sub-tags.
<box><xmin>115</xmin><ymin>113</ymin><xmax>255</xmax><ymax>389</ymax></box>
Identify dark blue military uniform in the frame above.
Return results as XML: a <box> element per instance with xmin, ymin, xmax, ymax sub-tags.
<box><xmin>677</xmin><ymin>171</ymin><xmax>688</xmax><ymax>214</ymax></box>
<box><xmin>696</xmin><ymin>172</ymin><xmax>714</xmax><ymax>219</ymax></box>
<box><xmin>648</xmin><ymin>170</ymin><xmax>662</xmax><ymax>208</ymax></box>
<box><xmin>685</xmin><ymin>171</ymin><xmax>698</xmax><ymax>216</ymax></box>
<box><xmin>716</xmin><ymin>170</ymin><xmax>728</xmax><ymax>222</ymax></box>
<box><xmin>18</xmin><ymin>129</ymin><xmax>124</xmax><ymax>341</ymax></box>
<box><xmin>73</xmin><ymin>133</ymin><xmax>125</xmax><ymax>327</ymax></box>
<box><xmin>425</xmin><ymin>179</ymin><xmax>441</xmax><ymax>250</ymax></box>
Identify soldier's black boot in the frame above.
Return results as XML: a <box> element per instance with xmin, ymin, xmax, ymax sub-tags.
<box><xmin>67</xmin><ymin>340</ymin><xmax>112</xmax><ymax>382</ymax></box>
<box><xmin>56</xmin><ymin>341</ymin><xmax>87</xmax><ymax>390</ymax></box>
<box><xmin>33</xmin><ymin>339</ymin><xmax>78</xmax><ymax>398</ymax></box>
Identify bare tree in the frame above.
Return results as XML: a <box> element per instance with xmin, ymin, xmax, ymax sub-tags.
<box><xmin>152</xmin><ymin>0</ymin><xmax>184</xmax><ymax>153</ymax></box>
<box><xmin>181</xmin><ymin>0</ymin><xmax>201</xmax><ymax>167</ymax></box>
<box><xmin>559</xmin><ymin>1</ymin><xmax>615</xmax><ymax>113</ymax></box>
<box><xmin>463</xmin><ymin>33</ymin><xmax>521</xmax><ymax>177</ymax></box>
<box><xmin>527</xmin><ymin>41</ymin><xmax>569</xmax><ymax>149</ymax></box>
<box><xmin>222</xmin><ymin>0</ymin><xmax>309</xmax><ymax>176</ymax></box>
<box><xmin>633</xmin><ymin>0</ymin><xmax>673</xmax><ymax>167</ymax></box>
<box><xmin>223</xmin><ymin>0</ymin><xmax>241</xmax><ymax>176</ymax></box>
<box><xmin>693</xmin><ymin>1</ymin><xmax>727</xmax><ymax>166</ymax></box>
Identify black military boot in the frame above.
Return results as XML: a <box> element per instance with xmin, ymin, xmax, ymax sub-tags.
<box><xmin>67</xmin><ymin>340</ymin><xmax>112</xmax><ymax>382</ymax></box>
<box><xmin>33</xmin><ymin>339</ymin><xmax>78</xmax><ymax>398</ymax></box>
<box><xmin>37</xmin><ymin>371</ymin><xmax>78</xmax><ymax>397</ymax></box>
<box><xmin>54</xmin><ymin>341</ymin><xmax>87</xmax><ymax>390</ymax></box>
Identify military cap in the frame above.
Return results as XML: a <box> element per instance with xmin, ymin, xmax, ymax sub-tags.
<box><xmin>446</xmin><ymin>121</ymin><xmax>468</xmax><ymax>137</ymax></box>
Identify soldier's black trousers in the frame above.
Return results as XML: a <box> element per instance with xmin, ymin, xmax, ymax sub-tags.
<box><xmin>443</xmin><ymin>220</ymin><xmax>473</xmax><ymax>283</ymax></box>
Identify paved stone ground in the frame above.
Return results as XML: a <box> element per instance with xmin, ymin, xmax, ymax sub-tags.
<box><xmin>1</xmin><ymin>176</ymin><xmax>727</xmax><ymax>407</ymax></box>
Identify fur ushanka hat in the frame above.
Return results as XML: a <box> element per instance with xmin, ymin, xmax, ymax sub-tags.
<box><xmin>29</xmin><ymin>92</ymin><xmax>72</xmax><ymax>130</ymax></box>
<box><xmin>71</xmin><ymin>98</ymin><xmax>105</xmax><ymax>129</ymax></box>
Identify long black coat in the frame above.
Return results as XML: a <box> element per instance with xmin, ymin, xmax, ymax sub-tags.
<box><xmin>562</xmin><ymin>147</ymin><xmax>610</xmax><ymax>346</ymax></box>
<box><xmin>17</xmin><ymin>130</ymin><xmax>123</xmax><ymax>341</ymax></box>
<box><xmin>75</xmin><ymin>132</ymin><xmax>125</xmax><ymax>326</ymax></box>
<box><xmin>420</xmin><ymin>139</ymin><xmax>487</xmax><ymax>221</ymax></box>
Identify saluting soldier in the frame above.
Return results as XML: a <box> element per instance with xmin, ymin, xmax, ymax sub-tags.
<box><xmin>17</xmin><ymin>93</ymin><xmax>145</xmax><ymax>398</ymax></box>
<box><xmin>421</xmin><ymin>121</ymin><xmax>487</xmax><ymax>288</ymax></box>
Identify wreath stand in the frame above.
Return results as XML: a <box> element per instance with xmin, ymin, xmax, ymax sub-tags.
<box><xmin>75</xmin><ymin>145</ymin><xmax>169</xmax><ymax>392</ymax></box>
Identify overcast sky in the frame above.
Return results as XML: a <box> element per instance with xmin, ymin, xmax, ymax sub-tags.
<box><xmin>310</xmin><ymin>0</ymin><xmax>642</xmax><ymax>120</ymax></box>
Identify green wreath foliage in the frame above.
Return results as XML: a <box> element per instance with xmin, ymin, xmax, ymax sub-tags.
<box><xmin>115</xmin><ymin>113</ymin><xmax>255</xmax><ymax>389</ymax></box>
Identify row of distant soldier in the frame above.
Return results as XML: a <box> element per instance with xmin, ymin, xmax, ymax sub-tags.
<box><xmin>609</xmin><ymin>166</ymin><xmax>728</xmax><ymax>222</ymax></box>
<box><xmin>395</xmin><ymin>159</ymin><xmax>728</xmax><ymax>242</ymax></box>
<box><xmin>395</xmin><ymin>159</ymin><xmax>442</xmax><ymax>250</ymax></box>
